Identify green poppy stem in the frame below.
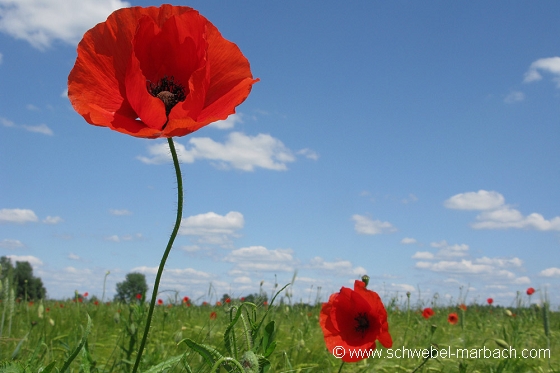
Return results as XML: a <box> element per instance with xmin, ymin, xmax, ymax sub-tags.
<box><xmin>132</xmin><ymin>137</ymin><xmax>183</xmax><ymax>373</ymax></box>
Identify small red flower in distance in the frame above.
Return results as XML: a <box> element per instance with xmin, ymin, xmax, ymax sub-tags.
<box><xmin>68</xmin><ymin>5</ymin><xmax>258</xmax><ymax>139</ymax></box>
<box><xmin>459</xmin><ymin>304</ymin><xmax>467</xmax><ymax>311</ymax></box>
<box><xmin>136</xmin><ymin>293</ymin><xmax>142</xmax><ymax>300</ymax></box>
<box><xmin>210</xmin><ymin>311</ymin><xmax>217</xmax><ymax>320</ymax></box>
<box><xmin>487</xmin><ymin>298</ymin><xmax>494</xmax><ymax>305</ymax></box>
<box><xmin>422</xmin><ymin>307</ymin><xmax>435</xmax><ymax>319</ymax></box>
<box><xmin>448</xmin><ymin>313</ymin><xmax>459</xmax><ymax>325</ymax></box>
<box><xmin>182</xmin><ymin>296</ymin><xmax>190</xmax><ymax>303</ymax></box>
<box><xmin>83</xmin><ymin>292</ymin><xmax>88</xmax><ymax>297</ymax></box>
<box><xmin>526</xmin><ymin>287</ymin><xmax>535</xmax><ymax>296</ymax></box>
<box><xmin>225</xmin><ymin>298</ymin><xmax>231</xmax><ymax>304</ymax></box>
<box><xmin>157</xmin><ymin>299</ymin><xmax>163</xmax><ymax>305</ymax></box>
<box><xmin>320</xmin><ymin>280</ymin><xmax>392</xmax><ymax>363</ymax></box>
<box><xmin>216</xmin><ymin>301</ymin><xmax>222</xmax><ymax>306</ymax></box>
<box><xmin>94</xmin><ymin>301</ymin><xmax>99</xmax><ymax>306</ymax></box>
<box><xmin>240</xmin><ymin>297</ymin><xmax>245</xmax><ymax>302</ymax></box>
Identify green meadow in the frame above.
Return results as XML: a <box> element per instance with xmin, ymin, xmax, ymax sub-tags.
<box><xmin>0</xmin><ymin>294</ymin><xmax>558</xmax><ymax>372</ymax></box>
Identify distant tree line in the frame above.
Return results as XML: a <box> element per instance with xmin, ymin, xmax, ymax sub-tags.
<box><xmin>0</xmin><ymin>256</ymin><xmax>46</xmax><ymax>300</ymax></box>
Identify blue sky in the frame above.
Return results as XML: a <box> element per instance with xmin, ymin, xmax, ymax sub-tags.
<box><xmin>1</xmin><ymin>1</ymin><xmax>559</xmax><ymax>307</ymax></box>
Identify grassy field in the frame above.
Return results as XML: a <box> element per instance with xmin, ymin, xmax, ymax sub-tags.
<box><xmin>0</xmin><ymin>295</ymin><xmax>558</xmax><ymax>372</ymax></box>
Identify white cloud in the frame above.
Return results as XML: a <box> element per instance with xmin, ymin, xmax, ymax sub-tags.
<box><xmin>412</xmin><ymin>251</ymin><xmax>434</xmax><ymax>260</ymax></box>
<box><xmin>0</xmin><ymin>0</ymin><xmax>130</xmax><ymax>50</ymax></box>
<box><xmin>179</xmin><ymin>211</ymin><xmax>244</xmax><ymax>238</ymax></box>
<box><xmin>504</xmin><ymin>91</ymin><xmax>525</xmax><ymax>104</ymax></box>
<box><xmin>225</xmin><ymin>246</ymin><xmax>297</xmax><ymax>272</ymax></box>
<box><xmin>43</xmin><ymin>215</ymin><xmax>62</xmax><ymax>224</ymax></box>
<box><xmin>21</xmin><ymin>123</ymin><xmax>53</xmax><ymax>135</ymax></box>
<box><xmin>234</xmin><ymin>276</ymin><xmax>252</xmax><ymax>284</ymax></box>
<box><xmin>539</xmin><ymin>267</ymin><xmax>560</xmax><ymax>277</ymax></box>
<box><xmin>523</xmin><ymin>57</ymin><xmax>560</xmax><ymax>86</ymax></box>
<box><xmin>0</xmin><ymin>208</ymin><xmax>38</xmax><ymax>223</ymax></box>
<box><xmin>26</xmin><ymin>104</ymin><xmax>39</xmax><ymax>111</ymax></box>
<box><xmin>208</xmin><ymin>114</ymin><xmax>243</xmax><ymax>130</ymax></box>
<box><xmin>472</xmin><ymin>207</ymin><xmax>560</xmax><ymax>231</ymax></box>
<box><xmin>352</xmin><ymin>214</ymin><xmax>396</xmax><ymax>235</ymax></box>
<box><xmin>68</xmin><ymin>253</ymin><xmax>80</xmax><ymax>260</ymax></box>
<box><xmin>444</xmin><ymin>190</ymin><xmax>505</xmax><ymax>210</ymax></box>
<box><xmin>474</xmin><ymin>256</ymin><xmax>523</xmax><ymax>268</ymax></box>
<box><xmin>401</xmin><ymin>193</ymin><xmax>418</xmax><ymax>204</ymax></box>
<box><xmin>401</xmin><ymin>237</ymin><xmax>417</xmax><ymax>244</ymax></box>
<box><xmin>0</xmin><ymin>116</ymin><xmax>14</xmax><ymax>127</ymax></box>
<box><xmin>138</xmin><ymin>132</ymin><xmax>296</xmax><ymax>171</ymax></box>
<box><xmin>389</xmin><ymin>283</ymin><xmax>415</xmax><ymax>293</ymax></box>
<box><xmin>109</xmin><ymin>209</ymin><xmax>132</xmax><ymax>216</ymax></box>
<box><xmin>0</xmin><ymin>239</ymin><xmax>24</xmax><ymax>249</ymax></box>
<box><xmin>296</xmin><ymin>148</ymin><xmax>319</xmax><ymax>160</ymax></box>
<box><xmin>446</xmin><ymin>190</ymin><xmax>560</xmax><ymax>231</ymax></box>
<box><xmin>6</xmin><ymin>255</ymin><xmax>43</xmax><ymax>267</ymax></box>
<box><xmin>104</xmin><ymin>233</ymin><xmax>142</xmax><ymax>242</ymax></box>
<box><xmin>309</xmin><ymin>257</ymin><xmax>367</xmax><ymax>277</ymax></box>
<box><xmin>105</xmin><ymin>235</ymin><xmax>120</xmax><ymax>242</ymax></box>
<box><xmin>430</xmin><ymin>240</ymin><xmax>469</xmax><ymax>258</ymax></box>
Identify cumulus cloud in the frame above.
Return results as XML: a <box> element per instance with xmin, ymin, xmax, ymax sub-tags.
<box><xmin>138</xmin><ymin>132</ymin><xmax>297</xmax><ymax>171</ymax></box>
<box><xmin>472</xmin><ymin>207</ymin><xmax>560</xmax><ymax>230</ymax></box>
<box><xmin>444</xmin><ymin>190</ymin><xmax>505</xmax><ymax>210</ymax></box>
<box><xmin>0</xmin><ymin>208</ymin><xmax>38</xmax><ymax>223</ymax></box>
<box><xmin>539</xmin><ymin>267</ymin><xmax>560</xmax><ymax>277</ymax></box>
<box><xmin>208</xmin><ymin>114</ymin><xmax>243</xmax><ymax>130</ymax></box>
<box><xmin>6</xmin><ymin>254</ymin><xmax>43</xmax><ymax>267</ymax></box>
<box><xmin>0</xmin><ymin>239</ymin><xmax>24</xmax><ymax>249</ymax></box>
<box><xmin>0</xmin><ymin>0</ymin><xmax>130</xmax><ymax>50</ymax></box>
<box><xmin>180</xmin><ymin>211</ymin><xmax>244</xmax><ymax>236</ymax></box>
<box><xmin>225</xmin><ymin>246</ymin><xmax>297</xmax><ymax>272</ymax></box>
<box><xmin>352</xmin><ymin>214</ymin><xmax>396</xmax><ymax>235</ymax></box>
<box><xmin>430</xmin><ymin>240</ymin><xmax>469</xmax><ymax>258</ymax></box>
<box><xmin>43</xmin><ymin>215</ymin><xmax>62</xmax><ymax>224</ymax></box>
<box><xmin>445</xmin><ymin>190</ymin><xmax>560</xmax><ymax>231</ymax></box>
<box><xmin>309</xmin><ymin>257</ymin><xmax>367</xmax><ymax>277</ymax></box>
<box><xmin>523</xmin><ymin>57</ymin><xmax>560</xmax><ymax>86</ymax></box>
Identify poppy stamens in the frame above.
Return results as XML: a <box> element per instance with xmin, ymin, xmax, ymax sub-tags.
<box><xmin>354</xmin><ymin>312</ymin><xmax>370</xmax><ymax>337</ymax></box>
<box><xmin>147</xmin><ymin>76</ymin><xmax>186</xmax><ymax>116</ymax></box>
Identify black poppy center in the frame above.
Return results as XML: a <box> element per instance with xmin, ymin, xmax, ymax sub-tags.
<box><xmin>147</xmin><ymin>76</ymin><xmax>186</xmax><ymax>116</ymax></box>
<box><xmin>354</xmin><ymin>312</ymin><xmax>370</xmax><ymax>337</ymax></box>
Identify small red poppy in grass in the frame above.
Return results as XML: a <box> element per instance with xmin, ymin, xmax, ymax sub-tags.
<box><xmin>459</xmin><ymin>304</ymin><xmax>467</xmax><ymax>311</ymax></box>
<box><xmin>240</xmin><ymin>297</ymin><xmax>245</xmax><ymax>302</ymax></box>
<box><xmin>28</xmin><ymin>301</ymin><xmax>34</xmax><ymax>307</ymax></box>
<box><xmin>157</xmin><ymin>299</ymin><xmax>163</xmax><ymax>305</ymax></box>
<box><xmin>136</xmin><ymin>293</ymin><xmax>142</xmax><ymax>300</ymax></box>
<box><xmin>216</xmin><ymin>301</ymin><xmax>222</xmax><ymax>306</ymax></box>
<box><xmin>526</xmin><ymin>287</ymin><xmax>535</xmax><ymax>296</ymax></box>
<box><xmin>210</xmin><ymin>311</ymin><xmax>217</xmax><ymax>320</ymax></box>
<box><xmin>422</xmin><ymin>307</ymin><xmax>435</xmax><ymax>319</ymax></box>
<box><xmin>94</xmin><ymin>301</ymin><xmax>99</xmax><ymax>306</ymax></box>
<box><xmin>448</xmin><ymin>313</ymin><xmax>459</xmax><ymax>325</ymax></box>
<box><xmin>60</xmin><ymin>304</ymin><xmax>64</xmax><ymax>308</ymax></box>
<box><xmin>225</xmin><ymin>298</ymin><xmax>231</xmax><ymax>304</ymax></box>
<box><xmin>182</xmin><ymin>296</ymin><xmax>190</xmax><ymax>303</ymax></box>
<box><xmin>320</xmin><ymin>280</ymin><xmax>392</xmax><ymax>363</ymax></box>
<box><xmin>487</xmin><ymin>298</ymin><xmax>494</xmax><ymax>305</ymax></box>
<box><xmin>83</xmin><ymin>292</ymin><xmax>88</xmax><ymax>297</ymax></box>
<box><xmin>68</xmin><ymin>5</ymin><xmax>258</xmax><ymax>139</ymax></box>
<box><xmin>46</xmin><ymin>308</ymin><xmax>50</xmax><ymax>312</ymax></box>
<box><xmin>202</xmin><ymin>301</ymin><xmax>209</xmax><ymax>306</ymax></box>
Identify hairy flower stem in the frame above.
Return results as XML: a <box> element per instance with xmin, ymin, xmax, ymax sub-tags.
<box><xmin>132</xmin><ymin>137</ymin><xmax>183</xmax><ymax>373</ymax></box>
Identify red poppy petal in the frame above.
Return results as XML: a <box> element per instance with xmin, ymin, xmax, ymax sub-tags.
<box><xmin>197</xmin><ymin>22</ymin><xmax>259</xmax><ymax>122</ymax></box>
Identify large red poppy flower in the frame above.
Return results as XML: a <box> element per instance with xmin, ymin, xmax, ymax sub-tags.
<box><xmin>422</xmin><ymin>307</ymin><xmax>435</xmax><ymax>319</ymax></box>
<box><xmin>68</xmin><ymin>5</ymin><xmax>258</xmax><ymax>138</ymax></box>
<box><xmin>447</xmin><ymin>312</ymin><xmax>459</xmax><ymax>325</ymax></box>
<box><xmin>320</xmin><ymin>280</ymin><xmax>392</xmax><ymax>363</ymax></box>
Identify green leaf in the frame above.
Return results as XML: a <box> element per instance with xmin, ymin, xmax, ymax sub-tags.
<box><xmin>59</xmin><ymin>314</ymin><xmax>92</xmax><ymax>373</ymax></box>
<box><xmin>38</xmin><ymin>361</ymin><xmax>57</xmax><ymax>373</ymax></box>
<box><xmin>142</xmin><ymin>354</ymin><xmax>183</xmax><ymax>373</ymax></box>
<box><xmin>179</xmin><ymin>338</ymin><xmax>224</xmax><ymax>368</ymax></box>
